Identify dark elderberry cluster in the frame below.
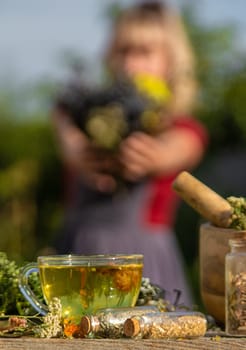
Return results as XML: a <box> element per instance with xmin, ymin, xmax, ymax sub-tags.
<box><xmin>55</xmin><ymin>78</ymin><xmax>162</xmax><ymax>150</ymax></box>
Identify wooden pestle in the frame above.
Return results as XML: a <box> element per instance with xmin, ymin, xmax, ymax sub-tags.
<box><xmin>172</xmin><ymin>171</ymin><xmax>233</xmax><ymax>228</ymax></box>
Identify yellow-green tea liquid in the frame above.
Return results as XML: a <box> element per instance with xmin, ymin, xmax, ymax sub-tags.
<box><xmin>39</xmin><ymin>264</ymin><xmax>142</xmax><ymax>322</ymax></box>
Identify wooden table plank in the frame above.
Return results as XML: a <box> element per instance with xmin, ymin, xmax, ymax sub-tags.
<box><xmin>0</xmin><ymin>337</ymin><xmax>246</xmax><ymax>350</ymax></box>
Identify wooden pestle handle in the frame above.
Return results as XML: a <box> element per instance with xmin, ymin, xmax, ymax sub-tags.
<box><xmin>172</xmin><ymin>171</ymin><xmax>233</xmax><ymax>228</ymax></box>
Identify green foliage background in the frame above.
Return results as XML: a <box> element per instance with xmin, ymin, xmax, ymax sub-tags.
<box><xmin>0</xmin><ymin>3</ymin><xmax>245</xmax><ymax>308</ymax></box>
<box><xmin>0</xmin><ymin>85</ymin><xmax>63</xmax><ymax>263</ymax></box>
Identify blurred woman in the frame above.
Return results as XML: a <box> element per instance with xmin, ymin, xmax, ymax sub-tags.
<box><xmin>52</xmin><ymin>1</ymin><xmax>208</xmax><ymax>306</ymax></box>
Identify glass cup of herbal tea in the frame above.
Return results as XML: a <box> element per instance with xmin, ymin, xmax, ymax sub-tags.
<box><xmin>18</xmin><ymin>254</ymin><xmax>143</xmax><ymax>325</ymax></box>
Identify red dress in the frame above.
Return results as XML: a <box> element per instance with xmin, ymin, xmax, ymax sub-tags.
<box><xmin>145</xmin><ymin>117</ymin><xmax>208</xmax><ymax>227</ymax></box>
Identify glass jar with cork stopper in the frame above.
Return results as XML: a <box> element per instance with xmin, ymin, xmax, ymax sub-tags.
<box><xmin>123</xmin><ymin>311</ymin><xmax>207</xmax><ymax>339</ymax></box>
<box><xmin>225</xmin><ymin>238</ymin><xmax>246</xmax><ymax>335</ymax></box>
<box><xmin>79</xmin><ymin>305</ymin><xmax>158</xmax><ymax>338</ymax></box>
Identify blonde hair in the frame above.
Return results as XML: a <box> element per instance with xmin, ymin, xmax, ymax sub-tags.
<box><xmin>105</xmin><ymin>1</ymin><xmax>198</xmax><ymax>116</ymax></box>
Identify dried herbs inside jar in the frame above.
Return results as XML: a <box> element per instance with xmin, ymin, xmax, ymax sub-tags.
<box><xmin>226</xmin><ymin>272</ymin><xmax>246</xmax><ymax>334</ymax></box>
<box><xmin>123</xmin><ymin>311</ymin><xmax>207</xmax><ymax>339</ymax></box>
<box><xmin>226</xmin><ymin>238</ymin><xmax>246</xmax><ymax>335</ymax></box>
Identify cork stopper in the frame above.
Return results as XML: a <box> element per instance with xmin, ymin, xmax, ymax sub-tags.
<box><xmin>123</xmin><ymin>318</ymin><xmax>141</xmax><ymax>337</ymax></box>
<box><xmin>80</xmin><ymin>316</ymin><xmax>92</xmax><ymax>335</ymax></box>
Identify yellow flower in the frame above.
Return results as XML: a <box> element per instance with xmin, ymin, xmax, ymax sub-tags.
<box><xmin>133</xmin><ymin>73</ymin><xmax>171</xmax><ymax>104</ymax></box>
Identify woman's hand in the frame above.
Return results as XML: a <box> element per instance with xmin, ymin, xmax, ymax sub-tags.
<box><xmin>119</xmin><ymin>127</ymin><xmax>205</xmax><ymax>182</ymax></box>
<box><xmin>119</xmin><ymin>132</ymin><xmax>164</xmax><ymax>181</ymax></box>
<box><xmin>78</xmin><ymin>142</ymin><xmax>119</xmax><ymax>192</ymax></box>
<box><xmin>52</xmin><ymin>111</ymin><xmax>119</xmax><ymax>192</ymax></box>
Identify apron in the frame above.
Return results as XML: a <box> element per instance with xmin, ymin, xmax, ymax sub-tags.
<box><xmin>56</xmin><ymin>180</ymin><xmax>193</xmax><ymax>306</ymax></box>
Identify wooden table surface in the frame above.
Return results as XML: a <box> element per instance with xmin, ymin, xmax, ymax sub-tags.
<box><xmin>0</xmin><ymin>336</ymin><xmax>246</xmax><ymax>350</ymax></box>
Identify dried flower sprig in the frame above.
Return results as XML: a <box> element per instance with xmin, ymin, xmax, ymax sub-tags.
<box><xmin>33</xmin><ymin>297</ymin><xmax>63</xmax><ymax>338</ymax></box>
<box><xmin>0</xmin><ymin>298</ymin><xmax>63</xmax><ymax>338</ymax></box>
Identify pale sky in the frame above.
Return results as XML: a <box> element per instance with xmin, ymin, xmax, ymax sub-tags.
<box><xmin>0</xmin><ymin>0</ymin><xmax>245</xmax><ymax>84</ymax></box>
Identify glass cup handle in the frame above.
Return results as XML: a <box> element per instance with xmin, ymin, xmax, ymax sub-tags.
<box><xmin>18</xmin><ymin>262</ymin><xmax>48</xmax><ymax>316</ymax></box>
